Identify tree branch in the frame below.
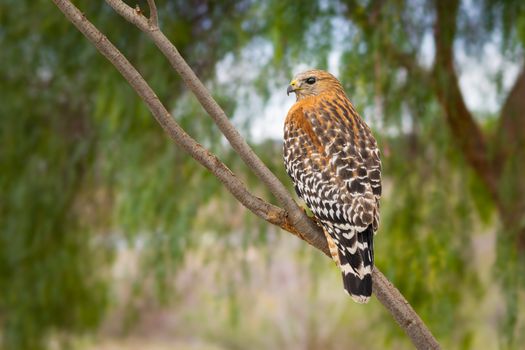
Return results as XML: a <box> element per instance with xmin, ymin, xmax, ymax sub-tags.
<box><xmin>493</xmin><ymin>64</ymin><xmax>525</xmax><ymax>251</ymax></box>
<box><xmin>51</xmin><ymin>1</ymin><xmax>440</xmax><ymax>348</ymax></box>
<box><xmin>432</xmin><ymin>0</ymin><xmax>499</xmax><ymax>202</ymax></box>
<box><xmin>104</xmin><ymin>0</ymin><xmax>321</xmax><ymax>243</ymax></box>
<box><xmin>47</xmin><ymin>0</ymin><xmax>295</xmax><ymax>239</ymax></box>
<box><xmin>146</xmin><ymin>0</ymin><xmax>158</xmax><ymax>27</ymax></box>
<box><xmin>494</xmin><ymin>64</ymin><xmax>525</xmax><ymax>169</ymax></box>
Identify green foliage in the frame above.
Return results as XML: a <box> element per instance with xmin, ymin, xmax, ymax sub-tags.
<box><xmin>378</xmin><ymin>130</ymin><xmax>482</xmax><ymax>340</ymax></box>
<box><xmin>0</xmin><ymin>0</ymin><xmax>243</xmax><ymax>347</ymax></box>
<box><xmin>1</xmin><ymin>4</ymin><xmax>106</xmax><ymax>349</ymax></box>
<box><xmin>1</xmin><ymin>0</ymin><xmax>524</xmax><ymax>349</ymax></box>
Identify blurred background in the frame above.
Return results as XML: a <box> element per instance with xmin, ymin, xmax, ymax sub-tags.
<box><xmin>1</xmin><ymin>0</ymin><xmax>525</xmax><ymax>349</ymax></box>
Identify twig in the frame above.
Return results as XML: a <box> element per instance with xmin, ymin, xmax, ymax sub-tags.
<box><xmin>51</xmin><ymin>1</ymin><xmax>440</xmax><ymax>349</ymax></box>
<box><xmin>146</xmin><ymin>0</ymin><xmax>158</xmax><ymax>27</ymax></box>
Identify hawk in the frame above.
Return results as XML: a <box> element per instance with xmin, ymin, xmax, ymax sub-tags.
<box><xmin>284</xmin><ymin>69</ymin><xmax>381</xmax><ymax>303</ymax></box>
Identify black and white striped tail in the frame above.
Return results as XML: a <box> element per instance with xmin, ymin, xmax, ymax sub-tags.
<box><xmin>339</xmin><ymin>225</ymin><xmax>374</xmax><ymax>303</ymax></box>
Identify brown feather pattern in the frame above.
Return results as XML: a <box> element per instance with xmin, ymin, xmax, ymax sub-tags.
<box><xmin>284</xmin><ymin>69</ymin><xmax>381</xmax><ymax>303</ymax></box>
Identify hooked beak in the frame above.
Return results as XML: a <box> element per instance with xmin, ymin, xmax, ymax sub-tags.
<box><xmin>287</xmin><ymin>79</ymin><xmax>299</xmax><ymax>96</ymax></box>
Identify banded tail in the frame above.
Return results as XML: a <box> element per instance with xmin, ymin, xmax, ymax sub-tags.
<box><xmin>325</xmin><ymin>225</ymin><xmax>374</xmax><ymax>303</ymax></box>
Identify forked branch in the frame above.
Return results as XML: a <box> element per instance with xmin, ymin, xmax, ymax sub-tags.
<box><xmin>146</xmin><ymin>0</ymin><xmax>158</xmax><ymax>27</ymax></box>
<box><xmin>51</xmin><ymin>1</ymin><xmax>440</xmax><ymax>349</ymax></box>
<box><xmin>47</xmin><ymin>0</ymin><xmax>292</xmax><ymax>237</ymax></box>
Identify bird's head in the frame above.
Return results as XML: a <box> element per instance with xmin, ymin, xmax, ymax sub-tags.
<box><xmin>287</xmin><ymin>69</ymin><xmax>344</xmax><ymax>101</ymax></box>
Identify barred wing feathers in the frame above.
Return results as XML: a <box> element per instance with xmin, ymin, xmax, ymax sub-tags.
<box><xmin>283</xmin><ymin>92</ymin><xmax>381</xmax><ymax>303</ymax></box>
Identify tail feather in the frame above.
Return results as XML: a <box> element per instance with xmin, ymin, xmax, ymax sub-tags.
<box><xmin>339</xmin><ymin>225</ymin><xmax>374</xmax><ymax>303</ymax></box>
<box><xmin>343</xmin><ymin>271</ymin><xmax>372</xmax><ymax>303</ymax></box>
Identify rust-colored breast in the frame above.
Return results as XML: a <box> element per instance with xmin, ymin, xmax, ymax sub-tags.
<box><xmin>285</xmin><ymin>100</ymin><xmax>325</xmax><ymax>156</ymax></box>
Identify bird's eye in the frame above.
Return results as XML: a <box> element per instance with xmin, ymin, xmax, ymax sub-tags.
<box><xmin>305</xmin><ymin>77</ymin><xmax>316</xmax><ymax>85</ymax></box>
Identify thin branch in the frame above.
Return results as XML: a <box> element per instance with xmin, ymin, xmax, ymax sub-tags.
<box><xmin>48</xmin><ymin>0</ymin><xmax>295</xmax><ymax>238</ymax></box>
<box><xmin>103</xmin><ymin>0</ymin><xmax>322</xmax><ymax>245</ymax></box>
<box><xmin>372</xmin><ymin>270</ymin><xmax>438</xmax><ymax>348</ymax></box>
<box><xmin>51</xmin><ymin>1</ymin><xmax>440</xmax><ymax>349</ymax></box>
<box><xmin>146</xmin><ymin>0</ymin><xmax>158</xmax><ymax>27</ymax></box>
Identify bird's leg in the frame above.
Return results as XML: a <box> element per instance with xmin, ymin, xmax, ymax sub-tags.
<box><xmin>301</xmin><ymin>206</ymin><xmax>320</xmax><ymax>224</ymax></box>
<box><xmin>322</xmin><ymin>228</ymin><xmax>341</xmax><ymax>267</ymax></box>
